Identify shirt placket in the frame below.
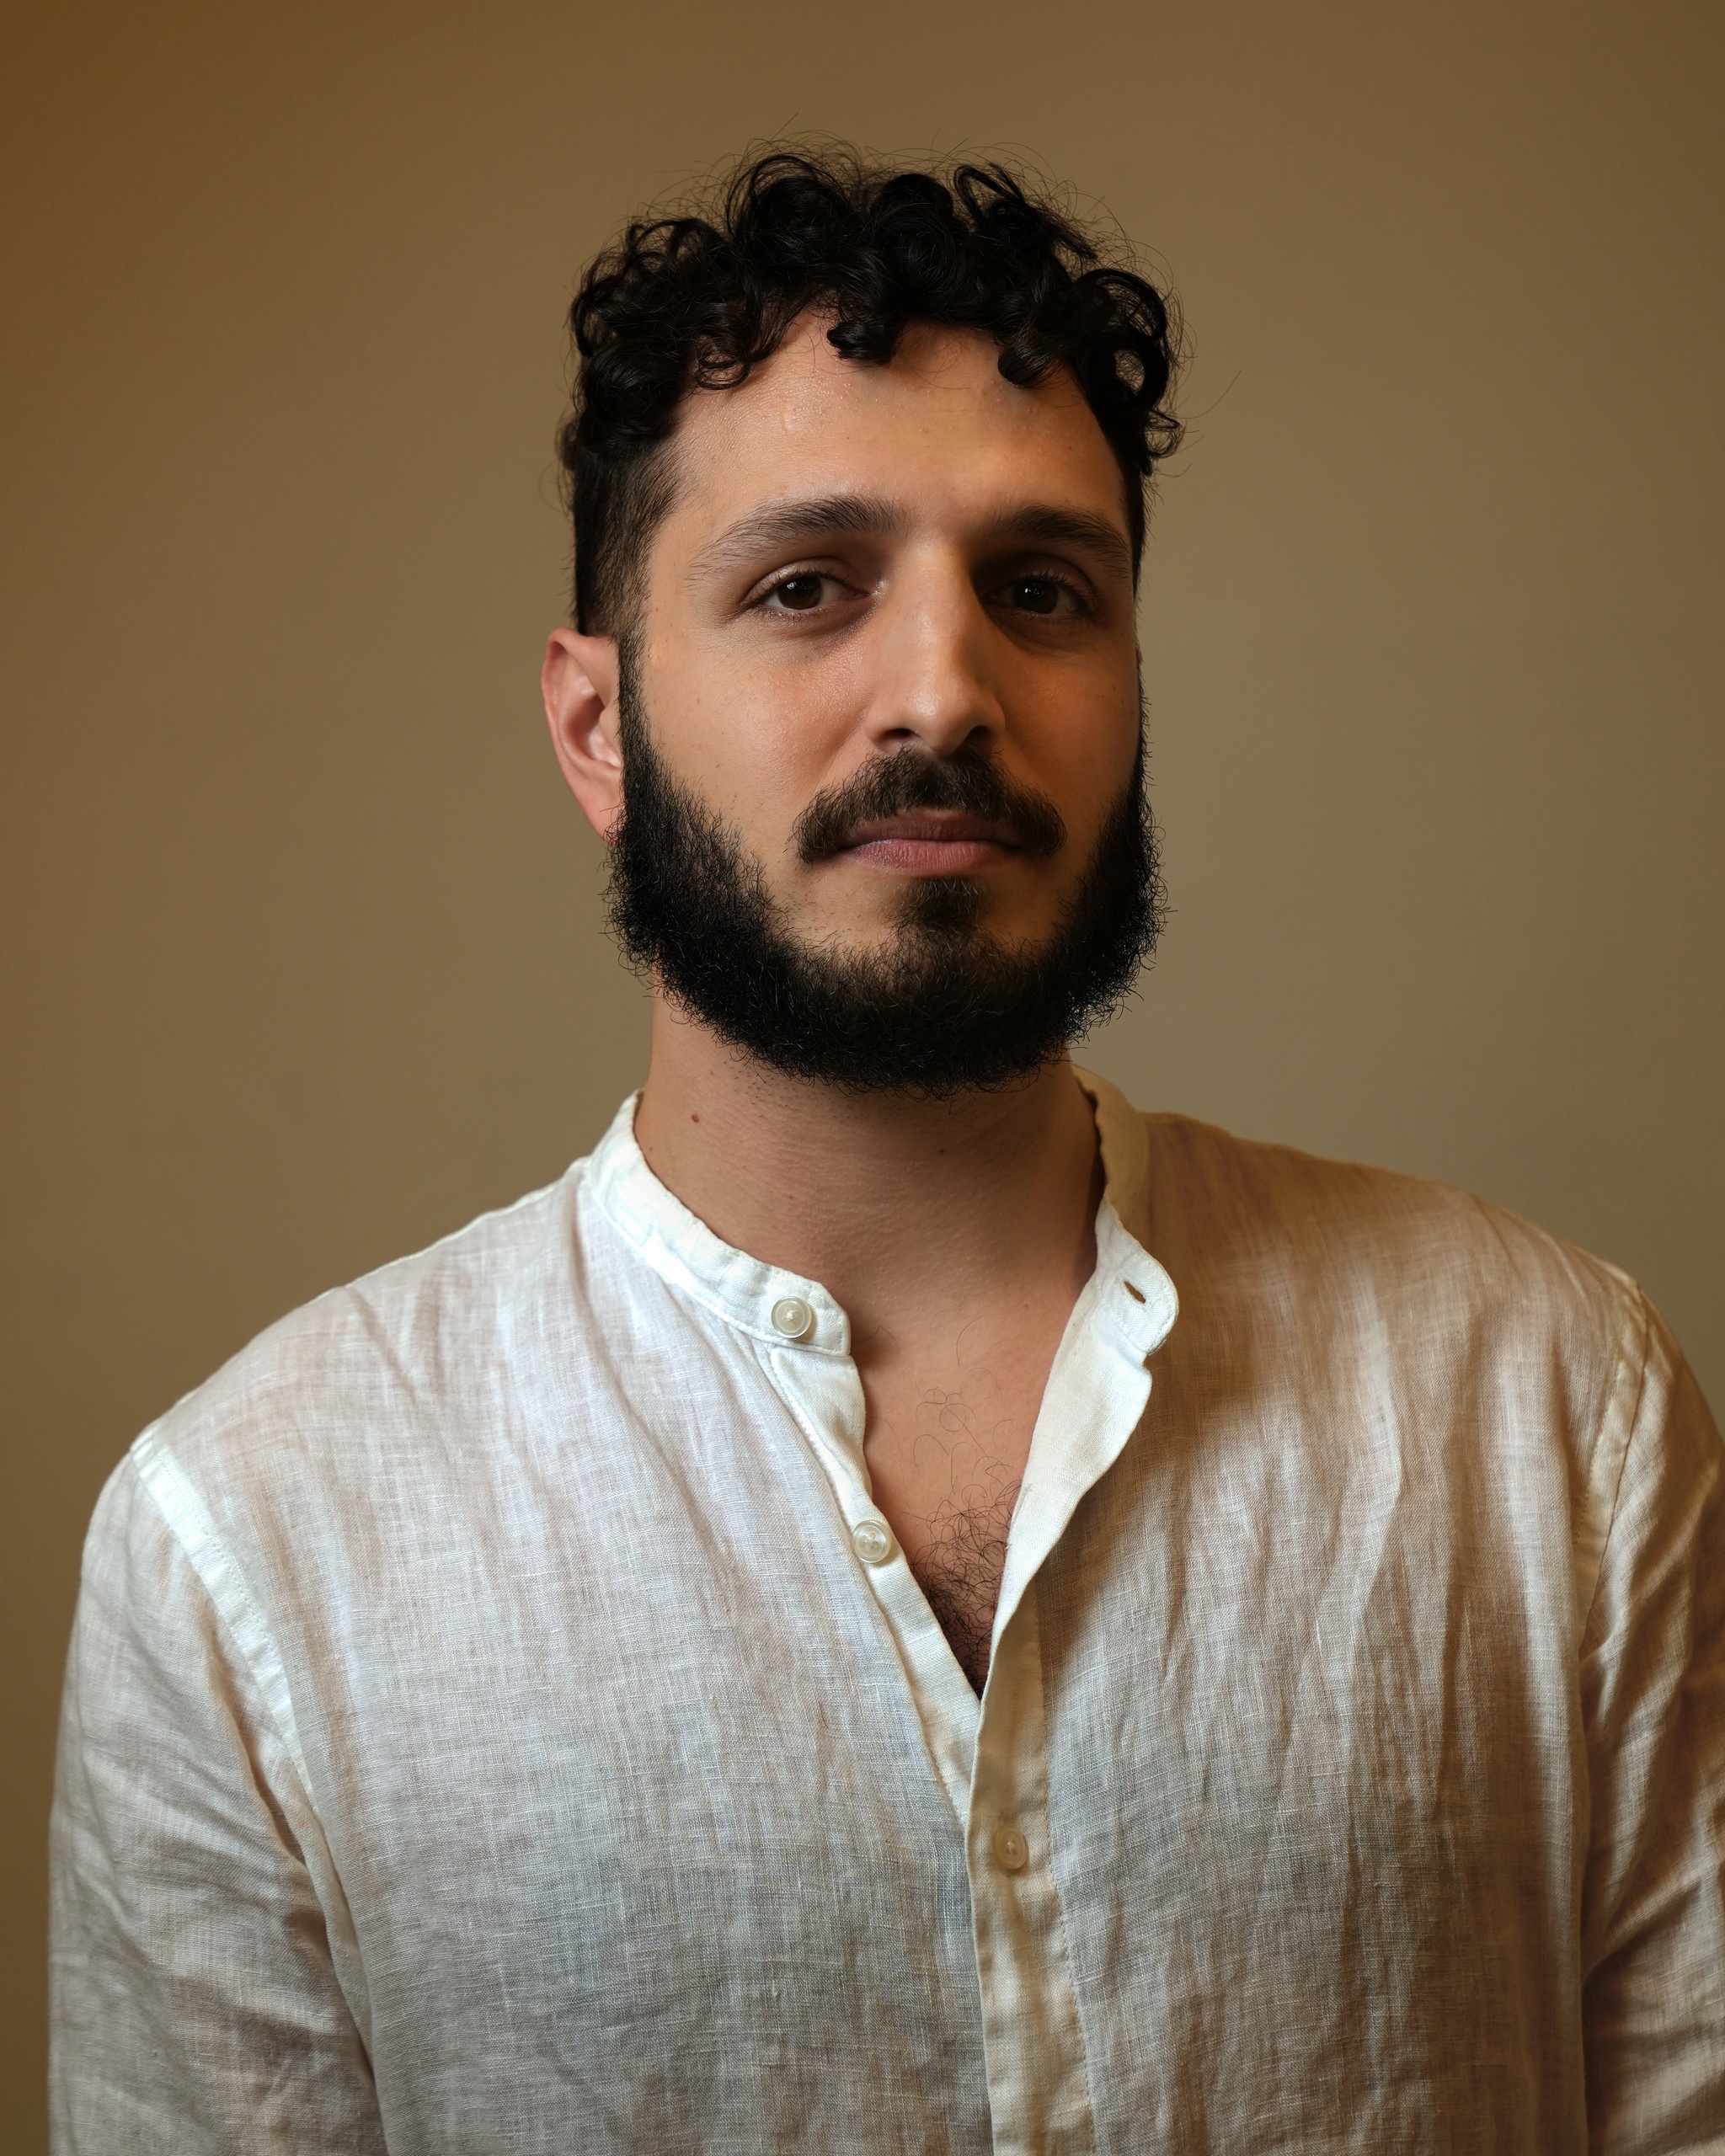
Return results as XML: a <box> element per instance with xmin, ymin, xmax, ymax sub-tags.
<box><xmin>760</xmin><ymin>1327</ymin><xmax>982</xmax><ymax>1820</ymax></box>
<box><xmin>964</xmin><ymin>1213</ymin><xmax>1177</xmax><ymax>2156</ymax></box>
<box><xmin>761</xmin><ymin>1206</ymin><xmax>1178</xmax><ymax>2156</ymax></box>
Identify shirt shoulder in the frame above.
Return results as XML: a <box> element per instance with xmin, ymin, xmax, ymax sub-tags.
<box><xmin>1140</xmin><ymin>1107</ymin><xmax>1636</xmax><ymax>1324</ymax></box>
<box><xmin>1134</xmin><ymin>1109</ymin><xmax>1658</xmax><ymax>1476</ymax></box>
<box><xmin>117</xmin><ymin>1161</ymin><xmax>607</xmax><ymax>1521</ymax></box>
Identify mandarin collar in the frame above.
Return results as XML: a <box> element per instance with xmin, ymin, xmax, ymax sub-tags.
<box><xmin>586</xmin><ymin>1065</ymin><xmax>1175</xmax><ymax>1364</ymax></box>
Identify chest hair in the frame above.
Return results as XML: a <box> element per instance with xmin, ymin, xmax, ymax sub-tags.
<box><xmin>907</xmin><ymin>1479</ymin><xmax>1023</xmax><ymax>1693</ymax></box>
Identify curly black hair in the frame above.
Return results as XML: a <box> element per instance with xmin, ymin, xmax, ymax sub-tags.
<box><xmin>558</xmin><ymin>147</ymin><xmax>1183</xmax><ymax>635</ymax></box>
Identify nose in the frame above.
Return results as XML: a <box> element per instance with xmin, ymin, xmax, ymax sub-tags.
<box><xmin>862</xmin><ymin>555</ymin><xmax>1005</xmax><ymax>759</ymax></box>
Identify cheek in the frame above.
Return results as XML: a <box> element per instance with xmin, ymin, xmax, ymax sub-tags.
<box><xmin>654</xmin><ymin>638</ymin><xmax>868</xmax><ymax>814</ymax></box>
<box><xmin>1025</xmin><ymin>682</ymin><xmax>1140</xmax><ymax>821</ymax></box>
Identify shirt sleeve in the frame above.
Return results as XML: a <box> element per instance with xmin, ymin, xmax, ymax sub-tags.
<box><xmin>1581</xmin><ymin>1297</ymin><xmax>1725</xmax><ymax>2151</ymax></box>
<box><xmin>50</xmin><ymin>1450</ymin><xmax>386</xmax><ymax>2155</ymax></box>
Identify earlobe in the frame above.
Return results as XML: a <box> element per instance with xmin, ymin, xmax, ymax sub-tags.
<box><xmin>542</xmin><ymin>627</ymin><xmax>625</xmax><ymax>841</ymax></box>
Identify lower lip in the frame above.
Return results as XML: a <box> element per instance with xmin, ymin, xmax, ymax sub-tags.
<box><xmin>841</xmin><ymin>837</ymin><xmax>1019</xmax><ymax>874</ymax></box>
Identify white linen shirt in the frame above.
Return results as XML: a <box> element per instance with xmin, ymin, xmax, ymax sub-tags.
<box><xmin>51</xmin><ymin>1073</ymin><xmax>1725</xmax><ymax>2153</ymax></box>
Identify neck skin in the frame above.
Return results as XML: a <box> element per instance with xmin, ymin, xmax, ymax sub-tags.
<box><xmin>632</xmin><ymin>990</ymin><xmax>1104</xmax><ymax>1342</ymax></box>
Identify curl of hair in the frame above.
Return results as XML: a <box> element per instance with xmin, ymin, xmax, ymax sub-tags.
<box><xmin>559</xmin><ymin>147</ymin><xmax>1183</xmax><ymax>632</ymax></box>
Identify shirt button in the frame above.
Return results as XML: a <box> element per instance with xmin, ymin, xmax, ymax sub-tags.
<box><xmin>851</xmin><ymin>1518</ymin><xmax>894</xmax><ymax>1566</ymax></box>
<box><xmin>991</xmin><ymin>1822</ymin><xmax>1028</xmax><ymax>1873</ymax></box>
<box><xmin>770</xmin><ymin>1295</ymin><xmax>814</xmax><ymax>1340</ymax></box>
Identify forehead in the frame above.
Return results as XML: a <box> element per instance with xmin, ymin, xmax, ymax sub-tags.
<box><xmin>659</xmin><ymin>314</ymin><xmax>1127</xmax><ymax>547</ymax></box>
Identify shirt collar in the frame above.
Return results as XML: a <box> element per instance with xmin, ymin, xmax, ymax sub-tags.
<box><xmin>585</xmin><ymin>1092</ymin><xmax>854</xmax><ymax>1358</ymax></box>
<box><xmin>585</xmin><ymin>1065</ymin><xmax>1176</xmax><ymax>1366</ymax></box>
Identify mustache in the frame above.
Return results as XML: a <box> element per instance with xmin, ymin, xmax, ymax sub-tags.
<box><xmin>792</xmin><ymin>750</ymin><xmax>1067</xmax><ymax>865</ymax></box>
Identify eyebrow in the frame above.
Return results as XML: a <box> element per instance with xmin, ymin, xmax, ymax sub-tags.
<box><xmin>688</xmin><ymin>494</ymin><xmax>1133</xmax><ymax>584</ymax></box>
<box><xmin>987</xmin><ymin>504</ymin><xmax>1133</xmax><ymax>578</ymax></box>
<box><xmin>689</xmin><ymin>494</ymin><xmax>909</xmax><ymax>580</ymax></box>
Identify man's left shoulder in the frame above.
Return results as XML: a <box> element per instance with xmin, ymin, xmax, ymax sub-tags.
<box><xmin>1136</xmin><ymin>1107</ymin><xmax>1648</xmax><ymax>1383</ymax></box>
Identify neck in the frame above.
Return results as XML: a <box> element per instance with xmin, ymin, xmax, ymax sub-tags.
<box><xmin>632</xmin><ymin>993</ymin><xmax>1103</xmax><ymax>1322</ymax></box>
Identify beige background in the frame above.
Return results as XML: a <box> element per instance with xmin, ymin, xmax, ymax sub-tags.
<box><xmin>3</xmin><ymin>0</ymin><xmax>1720</xmax><ymax>2138</ymax></box>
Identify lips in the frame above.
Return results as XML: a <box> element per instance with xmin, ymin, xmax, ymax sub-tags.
<box><xmin>841</xmin><ymin>812</ymin><xmax>1023</xmax><ymax>852</ymax></box>
<box><xmin>841</xmin><ymin>819</ymin><xmax>1017</xmax><ymax>871</ymax></box>
<box><xmin>792</xmin><ymin>749</ymin><xmax>1067</xmax><ymax>865</ymax></box>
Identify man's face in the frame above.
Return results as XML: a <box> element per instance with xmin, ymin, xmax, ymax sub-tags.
<box><xmin>547</xmin><ymin>313</ymin><xmax>1157</xmax><ymax>1091</ymax></box>
<box><xmin>637</xmin><ymin>314</ymin><xmax>1140</xmax><ymax>942</ymax></box>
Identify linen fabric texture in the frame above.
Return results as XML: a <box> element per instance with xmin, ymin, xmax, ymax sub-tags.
<box><xmin>51</xmin><ymin>1074</ymin><xmax>1725</xmax><ymax>2153</ymax></box>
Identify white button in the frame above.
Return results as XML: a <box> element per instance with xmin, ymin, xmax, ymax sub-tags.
<box><xmin>851</xmin><ymin>1518</ymin><xmax>894</xmax><ymax>1566</ymax></box>
<box><xmin>770</xmin><ymin>1296</ymin><xmax>813</xmax><ymax>1339</ymax></box>
<box><xmin>991</xmin><ymin>1822</ymin><xmax>1028</xmax><ymax>1872</ymax></box>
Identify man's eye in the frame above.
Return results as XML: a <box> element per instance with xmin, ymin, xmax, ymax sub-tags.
<box><xmin>1003</xmin><ymin>575</ymin><xmax>1076</xmax><ymax>616</ymax></box>
<box><xmin>762</xmin><ymin>574</ymin><xmax>833</xmax><ymax>612</ymax></box>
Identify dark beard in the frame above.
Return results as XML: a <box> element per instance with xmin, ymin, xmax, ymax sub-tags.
<box><xmin>606</xmin><ymin>656</ymin><xmax>1164</xmax><ymax>1097</ymax></box>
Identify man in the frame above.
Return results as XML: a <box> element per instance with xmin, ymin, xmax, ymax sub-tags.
<box><xmin>51</xmin><ymin>149</ymin><xmax>1723</xmax><ymax>2153</ymax></box>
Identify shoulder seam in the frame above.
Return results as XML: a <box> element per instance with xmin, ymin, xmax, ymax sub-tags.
<box><xmin>127</xmin><ymin>1423</ymin><xmax>312</xmax><ymax>1790</ymax></box>
<box><xmin>1574</xmin><ymin>1275</ymin><xmax>1652</xmax><ymax>1650</ymax></box>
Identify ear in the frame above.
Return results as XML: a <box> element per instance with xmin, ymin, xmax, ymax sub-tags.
<box><xmin>542</xmin><ymin>627</ymin><xmax>624</xmax><ymax>841</ymax></box>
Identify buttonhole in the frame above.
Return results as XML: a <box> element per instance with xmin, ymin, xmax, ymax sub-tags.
<box><xmin>1123</xmin><ymin>1281</ymin><xmax>1146</xmax><ymax>1304</ymax></box>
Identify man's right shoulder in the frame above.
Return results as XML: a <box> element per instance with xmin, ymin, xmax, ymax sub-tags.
<box><xmin>109</xmin><ymin>1158</ymin><xmax>608</xmax><ymax>1524</ymax></box>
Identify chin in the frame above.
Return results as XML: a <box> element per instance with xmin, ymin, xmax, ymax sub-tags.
<box><xmin>893</xmin><ymin>875</ymin><xmax>992</xmax><ymax>936</ymax></box>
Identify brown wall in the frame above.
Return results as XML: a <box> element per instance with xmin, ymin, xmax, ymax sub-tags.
<box><xmin>4</xmin><ymin>0</ymin><xmax>1720</xmax><ymax>2138</ymax></box>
